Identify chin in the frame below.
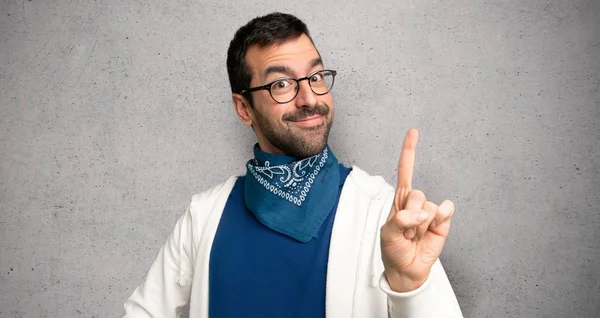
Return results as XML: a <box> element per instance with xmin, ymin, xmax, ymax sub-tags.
<box><xmin>304</xmin><ymin>136</ymin><xmax>329</xmax><ymax>156</ymax></box>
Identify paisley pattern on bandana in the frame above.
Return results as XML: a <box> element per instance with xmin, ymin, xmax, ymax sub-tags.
<box><xmin>247</xmin><ymin>148</ymin><xmax>328</xmax><ymax>207</ymax></box>
<box><xmin>244</xmin><ymin>144</ymin><xmax>340</xmax><ymax>242</ymax></box>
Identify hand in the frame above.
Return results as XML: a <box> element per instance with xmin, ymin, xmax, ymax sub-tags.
<box><xmin>380</xmin><ymin>128</ymin><xmax>456</xmax><ymax>292</ymax></box>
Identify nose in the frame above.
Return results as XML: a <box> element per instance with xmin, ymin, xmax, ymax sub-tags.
<box><xmin>293</xmin><ymin>79</ymin><xmax>318</xmax><ymax>108</ymax></box>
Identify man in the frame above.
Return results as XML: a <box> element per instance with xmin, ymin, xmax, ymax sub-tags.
<box><xmin>123</xmin><ymin>12</ymin><xmax>463</xmax><ymax>318</ymax></box>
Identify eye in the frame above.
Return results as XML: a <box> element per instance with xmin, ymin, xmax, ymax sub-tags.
<box><xmin>270</xmin><ymin>79</ymin><xmax>295</xmax><ymax>93</ymax></box>
<box><xmin>310</xmin><ymin>72</ymin><xmax>324</xmax><ymax>82</ymax></box>
<box><xmin>274</xmin><ymin>80</ymin><xmax>289</xmax><ymax>89</ymax></box>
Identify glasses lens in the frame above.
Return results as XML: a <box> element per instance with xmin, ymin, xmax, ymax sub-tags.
<box><xmin>309</xmin><ymin>70</ymin><xmax>335</xmax><ymax>95</ymax></box>
<box><xmin>270</xmin><ymin>79</ymin><xmax>298</xmax><ymax>103</ymax></box>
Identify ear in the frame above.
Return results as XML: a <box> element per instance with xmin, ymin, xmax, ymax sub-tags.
<box><xmin>232</xmin><ymin>93</ymin><xmax>253</xmax><ymax>126</ymax></box>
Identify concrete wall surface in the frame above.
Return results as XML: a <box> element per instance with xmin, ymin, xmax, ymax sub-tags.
<box><xmin>1</xmin><ymin>0</ymin><xmax>598</xmax><ymax>317</ymax></box>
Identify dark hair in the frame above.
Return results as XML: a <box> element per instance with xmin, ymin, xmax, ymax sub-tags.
<box><xmin>226</xmin><ymin>12</ymin><xmax>315</xmax><ymax>105</ymax></box>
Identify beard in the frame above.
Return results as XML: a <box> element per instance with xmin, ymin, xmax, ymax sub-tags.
<box><xmin>253</xmin><ymin>103</ymin><xmax>333</xmax><ymax>158</ymax></box>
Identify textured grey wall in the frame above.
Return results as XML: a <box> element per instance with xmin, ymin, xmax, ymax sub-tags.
<box><xmin>1</xmin><ymin>0</ymin><xmax>598</xmax><ymax>317</ymax></box>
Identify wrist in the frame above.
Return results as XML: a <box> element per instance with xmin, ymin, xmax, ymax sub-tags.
<box><xmin>384</xmin><ymin>269</ymin><xmax>428</xmax><ymax>293</ymax></box>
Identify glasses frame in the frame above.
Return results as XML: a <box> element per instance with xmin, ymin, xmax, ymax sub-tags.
<box><xmin>239</xmin><ymin>69</ymin><xmax>337</xmax><ymax>104</ymax></box>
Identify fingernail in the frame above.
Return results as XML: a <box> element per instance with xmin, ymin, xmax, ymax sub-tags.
<box><xmin>429</xmin><ymin>220</ymin><xmax>437</xmax><ymax>229</ymax></box>
<box><xmin>416</xmin><ymin>211</ymin><xmax>428</xmax><ymax>222</ymax></box>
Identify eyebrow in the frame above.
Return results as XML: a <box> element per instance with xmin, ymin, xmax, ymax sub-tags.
<box><xmin>263</xmin><ymin>57</ymin><xmax>324</xmax><ymax>79</ymax></box>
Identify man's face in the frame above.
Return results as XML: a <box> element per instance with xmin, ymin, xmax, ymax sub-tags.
<box><xmin>243</xmin><ymin>34</ymin><xmax>334</xmax><ymax>158</ymax></box>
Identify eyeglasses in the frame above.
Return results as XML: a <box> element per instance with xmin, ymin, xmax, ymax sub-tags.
<box><xmin>240</xmin><ymin>70</ymin><xmax>337</xmax><ymax>104</ymax></box>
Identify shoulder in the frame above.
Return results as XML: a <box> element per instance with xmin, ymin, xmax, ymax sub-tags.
<box><xmin>181</xmin><ymin>175</ymin><xmax>242</xmax><ymax>244</ymax></box>
<box><xmin>189</xmin><ymin>175</ymin><xmax>241</xmax><ymax>212</ymax></box>
<box><xmin>346</xmin><ymin>165</ymin><xmax>395</xmax><ymax>200</ymax></box>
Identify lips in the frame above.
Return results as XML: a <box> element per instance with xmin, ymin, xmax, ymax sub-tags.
<box><xmin>289</xmin><ymin>115</ymin><xmax>324</xmax><ymax>127</ymax></box>
<box><xmin>295</xmin><ymin>115</ymin><xmax>321</xmax><ymax>122</ymax></box>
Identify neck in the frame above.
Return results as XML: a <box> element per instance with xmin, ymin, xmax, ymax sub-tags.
<box><xmin>253</xmin><ymin>144</ymin><xmax>299</xmax><ymax>166</ymax></box>
<box><xmin>252</xmin><ymin>143</ymin><xmax>328</xmax><ymax>166</ymax></box>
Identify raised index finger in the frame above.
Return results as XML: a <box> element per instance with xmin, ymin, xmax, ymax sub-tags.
<box><xmin>397</xmin><ymin>128</ymin><xmax>419</xmax><ymax>190</ymax></box>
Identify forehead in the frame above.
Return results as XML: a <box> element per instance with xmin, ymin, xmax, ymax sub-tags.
<box><xmin>245</xmin><ymin>34</ymin><xmax>321</xmax><ymax>80</ymax></box>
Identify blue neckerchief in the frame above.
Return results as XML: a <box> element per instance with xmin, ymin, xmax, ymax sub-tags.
<box><xmin>244</xmin><ymin>144</ymin><xmax>340</xmax><ymax>243</ymax></box>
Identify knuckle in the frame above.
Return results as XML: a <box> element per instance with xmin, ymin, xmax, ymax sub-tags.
<box><xmin>409</xmin><ymin>189</ymin><xmax>426</xmax><ymax>201</ymax></box>
<box><xmin>436</xmin><ymin>200</ymin><xmax>454</xmax><ymax>219</ymax></box>
<box><xmin>442</xmin><ymin>199</ymin><xmax>455</xmax><ymax>213</ymax></box>
<box><xmin>394</xmin><ymin>209</ymin><xmax>410</xmax><ymax>225</ymax></box>
<box><xmin>424</xmin><ymin>201</ymin><xmax>438</xmax><ymax>211</ymax></box>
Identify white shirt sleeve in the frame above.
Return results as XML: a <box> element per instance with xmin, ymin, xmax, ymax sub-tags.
<box><xmin>380</xmin><ymin>259</ymin><xmax>464</xmax><ymax>318</ymax></box>
<box><xmin>122</xmin><ymin>205</ymin><xmax>194</xmax><ymax>318</ymax></box>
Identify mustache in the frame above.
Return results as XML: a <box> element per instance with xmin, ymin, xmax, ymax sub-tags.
<box><xmin>283</xmin><ymin>104</ymin><xmax>330</xmax><ymax>122</ymax></box>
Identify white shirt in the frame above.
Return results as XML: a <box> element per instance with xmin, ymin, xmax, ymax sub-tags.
<box><xmin>122</xmin><ymin>166</ymin><xmax>464</xmax><ymax>318</ymax></box>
